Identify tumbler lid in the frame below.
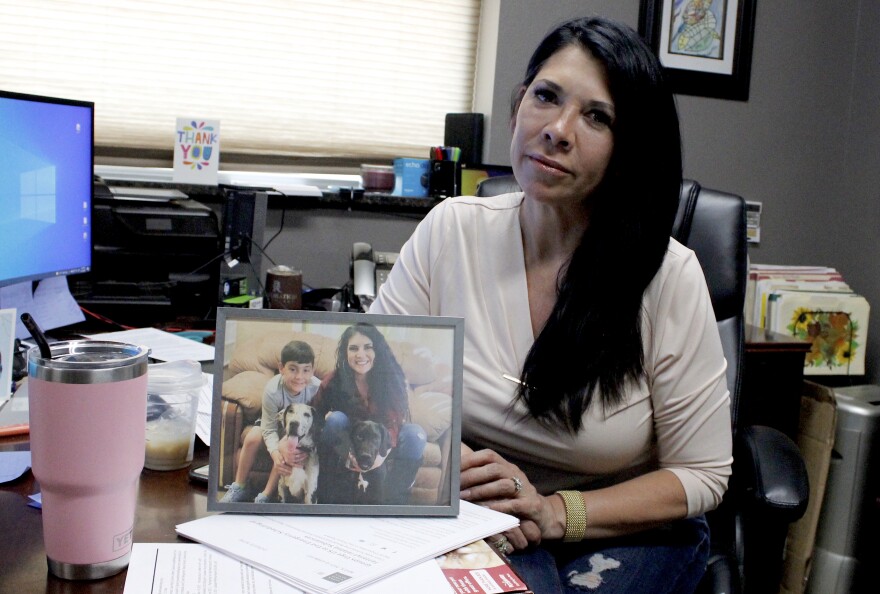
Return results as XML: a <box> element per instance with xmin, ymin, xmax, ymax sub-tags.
<box><xmin>28</xmin><ymin>340</ymin><xmax>150</xmax><ymax>384</ymax></box>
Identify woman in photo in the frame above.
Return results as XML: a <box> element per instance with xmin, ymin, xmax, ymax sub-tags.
<box><xmin>313</xmin><ymin>322</ymin><xmax>427</xmax><ymax>504</ymax></box>
<box><xmin>370</xmin><ymin>15</ymin><xmax>732</xmax><ymax>593</ymax></box>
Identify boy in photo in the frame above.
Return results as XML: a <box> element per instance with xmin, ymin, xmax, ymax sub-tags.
<box><xmin>221</xmin><ymin>340</ymin><xmax>321</xmax><ymax>503</ymax></box>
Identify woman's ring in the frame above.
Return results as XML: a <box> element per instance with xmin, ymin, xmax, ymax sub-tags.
<box><xmin>491</xmin><ymin>536</ymin><xmax>512</xmax><ymax>555</ymax></box>
<box><xmin>511</xmin><ymin>476</ymin><xmax>523</xmax><ymax>494</ymax></box>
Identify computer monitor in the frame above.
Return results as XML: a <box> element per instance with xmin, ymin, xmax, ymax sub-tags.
<box><xmin>0</xmin><ymin>90</ymin><xmax>94</xmax><ymax>287</ymax></box>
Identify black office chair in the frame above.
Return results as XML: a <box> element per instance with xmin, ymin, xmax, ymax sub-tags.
<box><xmin>475</xmin><ymin>176</ymin><xmax>810</xmax><ymax>594</ymax></box>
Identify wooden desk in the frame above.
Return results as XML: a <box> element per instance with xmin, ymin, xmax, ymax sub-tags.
<box><xmin>742</xmin><ymin>324</ymin><xmax>812</xmax><ymax>440</ymax></box>
<box><xmin>0</xmin><ymin>437</ymin><xmax>212</xmax><ymax>593</ymax></box>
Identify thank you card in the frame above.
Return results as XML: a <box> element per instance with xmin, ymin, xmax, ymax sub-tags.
<box><xmin>173</xmin><ymin>117</ymin><xmax>220</xmax><ymax>185</ymax></box>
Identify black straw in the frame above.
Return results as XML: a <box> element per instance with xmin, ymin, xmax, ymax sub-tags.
<box><xmin>20</xmin><ymin>313</ymin><xmax>52</xmax><ymax>359</ymax></box>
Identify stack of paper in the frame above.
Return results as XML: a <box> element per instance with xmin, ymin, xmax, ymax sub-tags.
<box><xmin>125</xmin><ymin>544</ymin><xmax>461</xmax><ymax>594</ymax></box>
<box><xmin>747</xmin><ymin>264</ymin><xmax>870</xmax><ymax>375</ymax></box>
<box><xmin>125</xmin><ymin>538</ymin><xmax>533</xmax><ymax>594</ymax></box>
<box><xmin>173</xmin><ymin>500</ymin><xmax>519</xmax><ymax>594</ymax></box>
<box><xmin>84</xmin><ymin>327</ymin><xmax>215</xmax><ymax>362</ymax></box>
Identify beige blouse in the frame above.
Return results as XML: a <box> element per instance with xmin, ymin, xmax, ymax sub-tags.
<box><xmin>371</xmin><ymin>192</ymin><xmax>732</xmax><ymax>517</ymax></box>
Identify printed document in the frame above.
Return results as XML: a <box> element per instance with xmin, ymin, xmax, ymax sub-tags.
<box><xmin>124</xmin><ymin>543</ymin><xmax>455</xmax><ymax>594</ymax></box>
<box><xmin>0</xmin><ymin>277</ymin><xmax>84</xmax><ymax>339</ymax></box>
<box><xmin>84</xmin><ymin>327</ymin><xmax>215</xmax><ymax>361</ymax></box>
<box><xmin>175</xmin><ymin>500</ymin><xmax>518</xmax><ymax>594</ymax></box>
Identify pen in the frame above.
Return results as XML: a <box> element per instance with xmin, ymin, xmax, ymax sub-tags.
<box><xmin>0</xmin><ymin>423</ymin><xmax>29</xmax><ymax>437</ymax></box>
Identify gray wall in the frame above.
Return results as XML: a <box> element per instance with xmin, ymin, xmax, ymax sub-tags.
<box><xmin>488</xmin><ymin>1</ymin><xmax>880</xmax><ymax>382</ymax></box>
<box><xmin>259</xmin><ymin>207</ymin><xmax>421</xmax><ymax>293</ymax></box>
<box><xmin>267</xmin><ymin>1</ymin><xmax>880</xmax><ymax>382</ymax></box>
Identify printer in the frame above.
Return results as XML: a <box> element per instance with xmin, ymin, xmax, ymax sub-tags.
<box><xmin>72</xmin><ymin>183</ymin><xmax>222</xmax><ymax>326</ymax></box>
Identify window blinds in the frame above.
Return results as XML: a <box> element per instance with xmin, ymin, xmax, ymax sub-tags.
<box><xmin>0</xmin><ymin>0</ymin><xmax>481</xmax><ymax>159</ymax></box>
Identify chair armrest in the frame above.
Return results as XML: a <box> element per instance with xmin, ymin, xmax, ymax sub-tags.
<box><xmin>697</xmin><ymin>553</ymin><xmax>739</xmax><ymax>594</ymax></box>
<box><xmin>733</xmin><ymin>425</ymin><xmax>809</xmax><ymax>523</ymax></box>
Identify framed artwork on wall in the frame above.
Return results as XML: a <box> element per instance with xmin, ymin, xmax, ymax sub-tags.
<box><xmin>639</xmin><ymin>0</ymin><xmax>757</xmax><ymax>101</ymax></box>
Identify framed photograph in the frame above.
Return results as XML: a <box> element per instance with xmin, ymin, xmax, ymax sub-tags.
<box><xmin>639</xmin><ymin>0</ymin><xmax>756</xmax><ymax>101</ymax></box>
<box><xmin>208</xmin><ymin>308</ymin><xmax>464</xmax><ymax>517</ymax></box>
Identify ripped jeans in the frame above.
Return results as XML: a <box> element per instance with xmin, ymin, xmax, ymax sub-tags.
<box><xmin>505</xmin><ymin>515</ymin><xmax>709</xmax><ymax>594</ymax></box>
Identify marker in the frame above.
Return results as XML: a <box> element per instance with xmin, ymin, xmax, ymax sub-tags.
<box><xmin>20</xmin><ymin>313</ymin><xmax>52</xmax><ymax>359</ymax></box>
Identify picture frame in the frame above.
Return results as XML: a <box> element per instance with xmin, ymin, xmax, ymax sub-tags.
<box><xmin>0</xmin><ymin>308</ymin><xmax>16</xmax><ymax>403</ymax></box>
<box><xmin>208</xmin><ymin>308</ymin><xmax>464</xmax><ymax>517</ymax></box>
<box><xmin>639</xmin><ymin>0</ymin><xmax>757</xmax><ymax>101</ymax></box>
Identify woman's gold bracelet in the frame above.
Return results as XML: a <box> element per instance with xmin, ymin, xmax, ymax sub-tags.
<box><xmin>556</xmin><ymin>490</ymin><xmax>587</xmax><ymax>542</ymax></box>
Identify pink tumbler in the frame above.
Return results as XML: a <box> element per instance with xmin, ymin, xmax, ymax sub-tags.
<box><xmin>28</xmin><ymin>340</ymin><xmax>150</xmax><ymax>580</ymax></box>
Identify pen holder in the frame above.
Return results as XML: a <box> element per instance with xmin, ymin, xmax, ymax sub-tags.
<box><xmin>428</xmin><ymin>160</ymin><xmax>461</xmax><ymax>199</ymax></box>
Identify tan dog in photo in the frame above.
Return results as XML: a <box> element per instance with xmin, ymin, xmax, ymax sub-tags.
<box><xmin>276</xmin><ymin>403</ymin><xmax>320</xmax><ymax>504</ymax></box>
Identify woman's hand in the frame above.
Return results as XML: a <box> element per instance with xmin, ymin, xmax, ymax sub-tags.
<box><xmin>459</xmin><ymin>445</ymin><xmax>565</xmax><ymax>550</ymax></box>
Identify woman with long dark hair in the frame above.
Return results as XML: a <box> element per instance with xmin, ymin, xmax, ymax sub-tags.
<box><xmin>314</xmin><ymin>322</ymin><xmax>426</xmax><ymax>504</ymax></box>
<box><xmin>371</xmin><ymin>16</ymin><xmax>732</xmax><ymax>593</ymax></box>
